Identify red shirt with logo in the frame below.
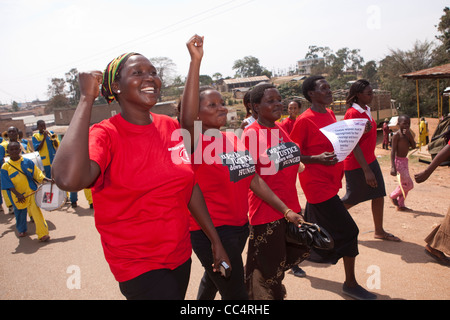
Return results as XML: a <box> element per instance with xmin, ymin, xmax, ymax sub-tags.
<box><xmin>290</xmin><ymin>108</ymin><xmax>344</xmax><ymax>204</ymax></box>
<box><xmin>242</xmin><ymin>122</ymin><xmax>301</xmax><ymax>225</ymax></box>
<box><xmin>190</xmin><ymin>131</ymin><xmax>255</xmax><ymax>231</ymax></box>
<box><xmin>89</xmin><ymin>113</ymin><xmax>194</xmax><ymax>282</ymax></box>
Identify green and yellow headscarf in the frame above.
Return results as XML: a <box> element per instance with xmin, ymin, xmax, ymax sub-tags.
<box><xmin>101</xmin><ymin>52</ymin><xmax>139</xmax><ymax>104</ymax></box>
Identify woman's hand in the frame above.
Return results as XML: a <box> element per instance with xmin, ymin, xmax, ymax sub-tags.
<box><xmin>186</xmin><ymin>34</ymin><xmax>204</xmax><ymax>62</ymax></box>
<box><xmin>285</xmin><ymin>209</ymin><xmax>305</xmax><ymax>226</ymax></box>
<box><xmin>78</xmin><ymin>71</ymin><xmax>103</xmax><ymax>101</ymax></box>
<box><xmin>363</xmin><ymin>168</ymin><xmax>377</xmax><ymax>188</ymax></box>
<box><xmin>414</xmin><ymin>170</ymin><xmax>431</xmax><ymax>183</ymax></box>
<box><xmin>211</xmin><ymin>241</ymin><xmax>232</xmax><ymax>277</ymax></box>
<box><xmin>364</xmin><ymin>120</ymin><xmax>372</xmax><ymax>133</ymax></box>
<box><xmin>390</xmin><ymin>166</ymin><xmax>397</xmax><ymax>177</ymax></box>
<box><xmin>317</xmin><ymin>151</ymin><xmax>338</xmax><ymax>166</ymax></box>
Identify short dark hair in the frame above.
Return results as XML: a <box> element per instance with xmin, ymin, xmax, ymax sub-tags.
<box><xmin>398</xmin><ymin>114</ymin><xmax>410</xmax><ymax>122</ymax></box>
<box><xmin>199</xmin><ymin>86</ymin><xmax>216</xmax><ymax>101</ymax></box>
<box><xmin>289</xmin><ymin>99</ymin><xmax>302</xmax><ymax>108</ymax></box>
<box><xmin>7</xmin><ymin>141</ymin><xmax>20</xmax><ymax>150</ymax></box>
<box><xmin>250</xmin><ymin>83</ymin><xmax>276</xmax><ymax>105</ymax></box>
<box><xmin>302</xmin><ymin>75</ymin><xmax>325</xmax><ymax>102</ymax></box>
<box><xmin>177</xmin><ymin>86</ymin><xmax>216</xmax><ymax>114</ymax></box>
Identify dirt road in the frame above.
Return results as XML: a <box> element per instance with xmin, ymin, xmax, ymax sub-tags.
<box><xmin>0</xmin><ymin>118</ymin><xmax>448</xmax><ymax>300</ymax></box>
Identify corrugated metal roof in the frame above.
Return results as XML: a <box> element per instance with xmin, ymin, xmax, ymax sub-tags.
<box><xmin>223</xmin><ymin>76</ymin><xmax>270</xmax><ymax>84</ymax></box>
<box><xmin>401</xmin><ymin>63</ymin><xmax>450</xmax><ymax>80</ymax></box>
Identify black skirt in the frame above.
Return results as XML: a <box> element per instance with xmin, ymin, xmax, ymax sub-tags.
<box><xmin>341</xmin><ymin>160</ymin><xmax>386</xmax><ymax>205</ymax></box>
<box><xmin>305</xmin><ymin>195</ymin><xmax>359</xmax><ymax>264</ymax></box>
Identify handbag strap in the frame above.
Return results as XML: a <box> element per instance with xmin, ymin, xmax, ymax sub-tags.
<box><xmin>300</xmin><ymin>221</ymin><xmax>322</xmax><ymax>232</ymax></box>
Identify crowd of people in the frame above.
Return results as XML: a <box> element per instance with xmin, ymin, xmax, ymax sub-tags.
<box><xmin>0</xmin><ymin>122</ymin><xmax>62</xmax><ymax>242</ymax></box>
<box><xmin>2</xmin><ymin>34</ymin><xmax>448</xmax><ymax>301</ymax></box>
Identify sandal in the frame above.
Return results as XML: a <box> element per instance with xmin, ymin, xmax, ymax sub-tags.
<box><xmin>39</xmin><ymin>235</ymin><xmax>50</xmax><ymax>242</ymax></box>
<box><xmin>425</xmin><ymin>246</ymin><xmax>450</xmax><ymax>266</ymax></box>
<box><xmin>390</xmin><ymin>198</ymin><xmax>399</xmax><ymax>207</ymax></box>
<box><xmin>375</xmin><ymin>232</ymin><xmax>401</xmax><ymax>242</ymax></box>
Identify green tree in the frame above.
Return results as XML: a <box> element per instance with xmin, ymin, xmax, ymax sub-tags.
<box><xmin>212</xmin><ymin>72</ymin><xmax>223</xmax><ymax>81</ymax></box>
<box><xmin>378</xmin><ymin>40</ymin><xmax>436</xmax><ymax>116</ymax></box>
<box><xmin>436</xmin><ymin>7</ymin><xmax>450</xmax><ymax>54</ymax></box>
<box><xmin>65</xmin><ymin>68</ymin><xmax>79</xmax><ymax>105</ymax></box>
<box><xmin>150</xmin><ymin>56</ymin><xmax>177</xmax><ymax>87</ymax></box>
<box><xmin>277</xmin><ymin>81</ymin><xmax>303</xmax><ymax>99</ymax></box>
<box><xmin>199</xmin><ymin>75</ymin><xmax>213</xmax><ymax>86</ymax></box>
<box><xmin>47</xmin><ymin>78</ymin><xmax>66</xmax><ymax>98</ymax></box>
<box><xmin>46</xmin><ymin>77</ymin><xmax>69</xmax><ymax>112</ymax></box>
<box><xmin>434</xmin><ymin>7</ymin><xmax>450</xmax><ymax>65</ymax></box>
<box><xmin>362</xmin><ymin>60</ymin><xmax>379</xmax><ymax>87</ymax></box>
<box><xmin>232</xmin><ymin>56</ymin><xmax>270</xmax><ymax>78</ymax></box>
<box><xmin>11</xmin><ymin>101</ymin><xmax>19</xmax><ymax>112</ymax></box>
<box><xmin>304</xmin><ymin>46</ymin><xmax>364</xmax><ymax>87</ymax></box>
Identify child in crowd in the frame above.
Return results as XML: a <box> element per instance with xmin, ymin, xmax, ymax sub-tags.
<box><xmin>1</xmin><ymin>141</ymin><xmax>52</xmax><ymax>241</ymax></box>
<box><xmin>32</xmin><ymin>120</ymin><xmax>59</xmax><ymax>178</ymax></box>
<box><xmin>390</xmin><ymin>115</ymin><xmax>416</xmax><ymax>211</ymax></box>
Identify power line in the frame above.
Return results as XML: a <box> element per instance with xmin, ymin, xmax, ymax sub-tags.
<box><xmin>1</xmin><ymin>0</ymin><xmax>255</xmax><ymax>86</ymax></box>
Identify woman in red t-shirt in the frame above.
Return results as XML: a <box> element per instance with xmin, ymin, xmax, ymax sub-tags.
<box><xmin>279</xmin><ymin>99</ymin><xmax>301</xmax><ymax>135</ymax></box>
<box><xmin>181</xmin><ymin>35</ymin><xmax>305</xmax><ymax>300</ymax></box>
<box><xmin>240</xmin><ymin>84</ymin><xmax>308</xmax><ymax>300</ymax></box>
<box><xmin>342</xmin><ymin>80</ymin><xmax>400</xmax><ymax>242</ymax></box>
<box><xmin>52</xmin><ymin>52</ymin><xmax>230</xmax><ymax>300</ymax></box>
<box><xmin>290</xmin><ymin>76</ymin><xmax>376</xmax><ymax>300</ymax></box>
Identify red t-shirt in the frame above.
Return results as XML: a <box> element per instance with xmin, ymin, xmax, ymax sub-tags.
<box><xmin>89</xmin><ymin>113</ymin><xmax>194</xmax><ymax>282</ymax></box>
<box><xmin>290</xmin><ymin>108</ymin><xmax>344</xmax><ymax>204</ymax></box>
<box><xmin>343</xmin><ymin>104</ymin><xmax>377</xmax><ymax>171</ymax></box>
<box><xmin>242</xmin><ymin>122</ymin><xmax>301</xmax><ymax>225</ymax></box>
<box><xmin>279</xmin><ymin>117</ymin><xmax>296</xmax><ymax>135</ymax></box>
<box><xmin>190</xmin><ymin>132</ymin><xmax>255</xmax><ymax>231</ymax></box>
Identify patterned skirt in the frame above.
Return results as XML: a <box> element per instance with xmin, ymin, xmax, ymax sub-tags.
<box><xmin>245</xmin><ymin>218</ymin><xmax>310</xmax><ymax>300</ymax></box>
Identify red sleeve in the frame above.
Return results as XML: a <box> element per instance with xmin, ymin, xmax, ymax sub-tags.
<box><xmin>89</xmin><ymin>123</ymin><xmax>113</xmax><ymax>188</ymax></box>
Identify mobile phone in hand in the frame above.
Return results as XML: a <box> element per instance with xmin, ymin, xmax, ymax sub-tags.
<box><xmin>220</xmin><ymin>261</ymin><xmax>231</xmax><ymax>278</ymax></box>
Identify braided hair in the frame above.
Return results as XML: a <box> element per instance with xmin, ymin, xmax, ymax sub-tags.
<box><xmin>101</xmin><ymin>52</ymin><xmax>140</xmax><ymax>104</ymax></box>
<box><xmin>346</xmin><ymin>79</ymin><xmax>370</xmax><ymax>107</ymax></box>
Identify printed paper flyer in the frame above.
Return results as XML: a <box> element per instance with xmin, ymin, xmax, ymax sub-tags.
<box><xmin>319</xmin><ymin>119</ymin><xmax>368</xmax><ymax>162</ymax></box>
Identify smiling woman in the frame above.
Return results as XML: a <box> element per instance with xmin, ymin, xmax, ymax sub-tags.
<box><xmin>239</xmin><ymin>83</ymin><xmax>307</xmax><ymax>299</ymax></box>
<box><xmin>51</xmin><ymin>50</ymin><xmax>230</xmax><ymax>300</ymax></box>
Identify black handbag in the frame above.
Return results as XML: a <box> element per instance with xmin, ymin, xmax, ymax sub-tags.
<box><xmin>286</xmin><ymin>221</ymin><xmax>334</xmax><ymax>250</ymax></box>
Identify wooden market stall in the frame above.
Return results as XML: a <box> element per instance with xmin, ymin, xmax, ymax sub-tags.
<box><xmin>401</xmin><ymin>63</ymin><xmax>450</xmax><ymax>119</ymax></box>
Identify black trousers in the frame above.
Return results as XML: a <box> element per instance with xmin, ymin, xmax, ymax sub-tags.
<box><xmin>190</xmin><ymin>224</ymin><xmax>249</xmax><ymax>300</ymax></box>
<box><xmin>118</xmin><ymin>258</ymin><xmax>191</xmax><ymax>300</ymax></box>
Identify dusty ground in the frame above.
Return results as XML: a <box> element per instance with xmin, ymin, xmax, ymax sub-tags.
<box><xmin>0</xmin><ymin>118</ymin><xmax>448</xmax><ymax>301</ymax></box>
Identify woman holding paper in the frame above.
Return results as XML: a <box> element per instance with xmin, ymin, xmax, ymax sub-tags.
<box><xmin>341</xmin><ymin>79</ymin><xmax>401</xmax><ymax>242</ymax></box>
<box><xmin>290</xmin><ymin>75</ymin><xmax>376</xmax><ymax>300</ymax></box>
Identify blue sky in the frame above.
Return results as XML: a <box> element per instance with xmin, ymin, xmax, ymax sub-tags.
<box><xmin>0</xmin><ymin>0</ymin><xmax>448</xmax><ymax>103</ymax></box>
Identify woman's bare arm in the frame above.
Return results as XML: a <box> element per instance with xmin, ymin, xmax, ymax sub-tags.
<box><xmin>52</xmin><ymin>71</ymin><xmax>102</xmax><ymax>191</ymax></box>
